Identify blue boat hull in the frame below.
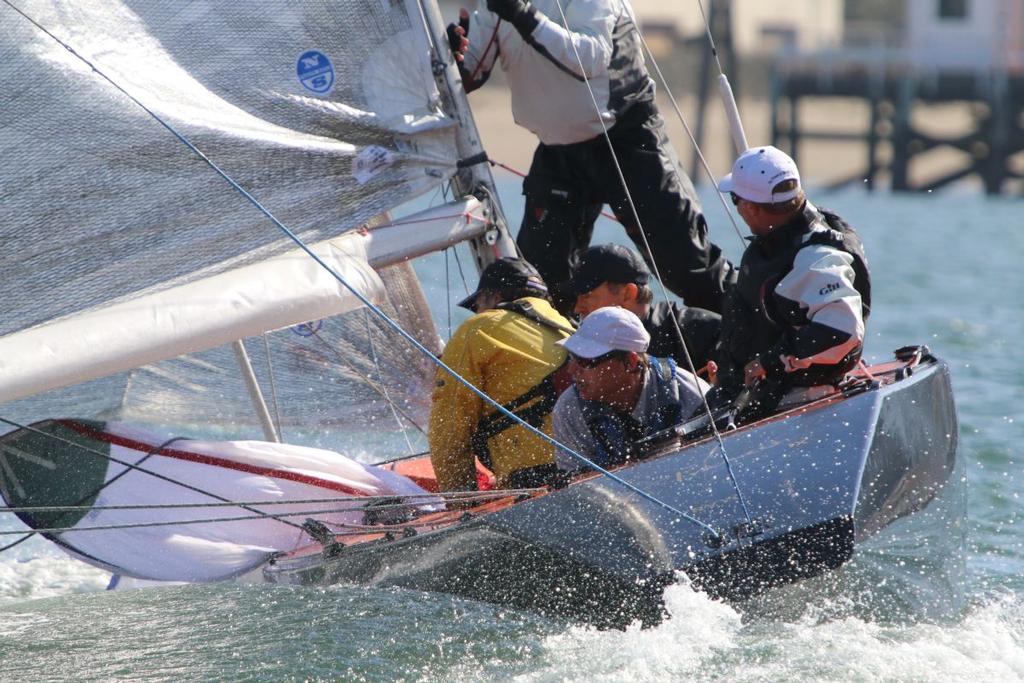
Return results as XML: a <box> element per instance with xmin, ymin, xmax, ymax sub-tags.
<box><xmin>264</xmin><ymin>357</ymin><xmax>962</xmax><ymax>627</ymax></box>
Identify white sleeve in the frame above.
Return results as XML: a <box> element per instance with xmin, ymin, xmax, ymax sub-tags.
<box><xmin>526</xmin><ymin>0</ymin><xmax>615</xmax><ymax>80</ymax></box>
<box><xmin>672</xmin><ymin>369</ymin><xmax>711</xmax><ymax>419</ymax></box>
<box><xmin>773</xmin><ymin>244</ymin><xmax>865</xmax><ymax>369</ymax></box>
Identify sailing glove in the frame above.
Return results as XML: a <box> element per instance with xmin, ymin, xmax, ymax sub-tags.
<box><xmin>487</xmin><ymin>0</ymin><xmax>540</xmax><ymax>39</ymax></box>
<box><xmin>446</xmin><ymin>10</ymin><xmax>470</xmax><ymax>63</ymax></box>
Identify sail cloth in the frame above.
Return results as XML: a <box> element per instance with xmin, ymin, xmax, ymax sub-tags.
<box><xmin>0</xmin><ymin>419</ymin><xmax>441</xmax><ymax>582</ymax></box>
<box><xmin>0</xmin><ymin>0</ymin><xmax>456</xmax><ymax>339</ymax></box>
<box><xmin>0</xmin><ymin>0</ymin><xmax>466</xmax><ymax>436</ymax></box>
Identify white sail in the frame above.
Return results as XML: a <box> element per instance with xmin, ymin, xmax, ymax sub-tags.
<box><xmin>0</xmin><ymin>420</ymin><xmax>440</xmax><ymax>582</ymax></box>
<box><xmin>0</xmin><ymin>0</ymin><xmax>457</xmax><ymax>340</ymax></box>
<box><xmin>0</xmin><ymin>0</ymin><xmax>489</xmax><ymax>434</ymax></box>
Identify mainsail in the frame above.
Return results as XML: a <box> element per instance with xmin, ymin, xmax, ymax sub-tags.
<box><xmin>0</xmin><ymin>0</ymin><xmax>480</xmax><ymax>441</ymax></box>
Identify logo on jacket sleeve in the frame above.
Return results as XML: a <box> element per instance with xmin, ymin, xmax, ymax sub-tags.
<box><xmin>819</xmin><ymin>281</ymin><xmax>841</xmax><ymax>296</ymax></box>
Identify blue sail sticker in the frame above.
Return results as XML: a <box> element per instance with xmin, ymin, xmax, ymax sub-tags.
<box><xmin>296</xmin><ymin>50</ymin><xmax>335</xmax><ymax>96</ymax></box>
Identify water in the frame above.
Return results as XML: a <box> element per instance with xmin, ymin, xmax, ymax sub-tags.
<box><xmin>1</xmin><ymin>185</ymin><xmax>1023</xmax><ymax>681</ymax></box>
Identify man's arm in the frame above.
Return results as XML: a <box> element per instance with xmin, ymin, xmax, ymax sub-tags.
<box><xmin>485</xmin><ymin>0</ymin><xmax>615</xmax><ymax>81</ymax></box>
<box><xmin>551</xmin><ymin>388</ymin><xmax>595</xmax><ymax>470</ymax></box>
<box><xmin>759</xmin><ymin>244</ymin><xmax>865</xmax><ymax>377</ymax></box>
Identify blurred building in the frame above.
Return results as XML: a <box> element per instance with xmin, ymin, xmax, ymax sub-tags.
<box><xmin>770</xmin><ymin>0</ymin><xmax>1024</xmax><ymax>194</ymax></box>
<box><xmin>629</xmin><ymin>0</ymin><xmax>843</xmax><ymax>56</ymax></box>
<box><xmin>906</xmin><ymin>0</ymin><xmax>1024</xmax><ymax>73</ymax></box>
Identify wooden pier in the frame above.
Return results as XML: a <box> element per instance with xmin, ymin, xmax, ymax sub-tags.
<box><xmin>770</xmin><ymin>60</ymin><xmax>1024</xmax><ymax>194</ymax></box>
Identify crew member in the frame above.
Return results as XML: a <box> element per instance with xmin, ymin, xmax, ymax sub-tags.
<box><xmin>428</xmin><ymin>257</ymin><xmax>575</xmax><ymax>492</ymax></box>
<box><xmin>447</xmin><ymin>0</ymin><xmax>734</xmax><ymax>314</ymax></box>
<box><xmin>552</xmin><ymin>306</ymin><xmax>709</xmax><ymax>470</ymax></box>
<box><xmin>713</xmin><ymin>146</ymin><xmax>871</xmax><ymax>420</ymax></box>
<box><xmin>566</xmin><ymin>244</ymin><xmax>721</xmax><ymax>373</ymax></box>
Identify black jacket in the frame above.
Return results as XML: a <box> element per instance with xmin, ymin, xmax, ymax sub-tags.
<box><xmin>715</xmin><ymin>202</ymin><xmax>871</xmax><ymax>396</ymax></box>
<box><xmin>644</xmin><ymin>301</ymin><xmax>721</xmax><ymax>374</ymax></box>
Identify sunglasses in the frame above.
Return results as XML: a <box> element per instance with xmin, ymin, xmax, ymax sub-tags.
<box><xmin>570</xmin><ymin>351</ymin><xmax>625</xmax><ymax>369</ymax></box>
<box><xmin>730</xmin><ymin>192</ymin><xmax>742</xmax><ymax>206</ymax></box>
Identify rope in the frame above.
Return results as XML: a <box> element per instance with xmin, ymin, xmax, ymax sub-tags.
<box><xmin>360</xmin><ymin>212</ymin><xmax>486</xmax><ymax>232</ymax></box>
<box><xmin>0</xmin><ymin>417</ymin><xmax>305</xmax><ymax>532</ymax></box>
<box><xmin>364</xmin><ymin>309</ymin><xmax>417</xmax><ymax>453</ymax></box>
<box><xmin>305</xmin><ymin>327</ymin><xmax>428</xmax><ymax>438</ymax></box>
<box><xmin>621</xmin><ymin>1</ymin><xmax>745</xmax><ymax>245</ymax></box>
<box><xmin>0</xmin><ymin>489</ymin><xmax>540</xmax><ymax>514</ymax></box>
<box><xmin>7</xmin><ymin>2</ymin><xmax>724</xmax><ymax>543</ymax></box>
<box><xmin>445</xmin><ymin>248</ymin><xmax>453</xmax><ymax>338</ymax></box>
<box><xmin>0</xmin><ymin>490</ymin><xmax>546</xmax><ymax>536</ymax></box>
<box><xmin>0</xmin><ymin>508</ymin><xmax>386</xmax><ymax>536</ymax></box>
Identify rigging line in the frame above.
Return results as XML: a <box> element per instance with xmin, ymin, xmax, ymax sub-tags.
<box><xmin>0</xmin><ymin>495</ymin><xmax>545</xmax><ymax>536</ymax></box>
<box><xmin>363</xmin><ymin>309</ymin><xmax>417</xmax><ymax>454</ymax></box>
<box><xmin>693</xmin><ymin>0</ymin><xmax>727</xmax><ymax>76</ymax></box>
<box><xmin>549</xmin><ymin>0</ymin><xmax>753</xmax><ymax>535</ymax></box>
<box><xmin>261</xmin><ymin>334</ymin><xmax>285</xmax><ymax>441</ymax></box>
<box><xmin>452</xmin><ymin>244</ymin><xmax>471</xmax><ymax>295</ymax></box>
<box><xmin>11</xmin><ymin>4</ymin><xmax>721</xmax><ymax>542</ymax></box>
<box><xmin>0</xmin><ymin>416</ymin><xmax>305</xmax><ymax>531</ymax></box>
<box><xmin>306</xmin><ymin>328</ymin><xmax>428</xmax><ymax>438</ymax></box>
<box><xmin>0</xmin><ymin>435</ymin><xmax>185</xmax><ymax>553</ymax></box>
<box><xmin>0</xmin><ymin>489</ymin><xmax>539</xmax><ymax>513</ymax></box>
<box><xmin>620</xmin><ymin>1</ymin><xmax>745</xmax><ymax>245</ymax></box>
<box><xmin>631</xmin><ymin>1</ymin><xmax>755</xmax><ymax>531</ymax></box>
<box><xmin>445</xmin><ymin>248</ymin><xmax>453</xmax><ymax>338</ymax></box>
<box><xmin>361</xmin><ymin>212</ymin><xmax>485</xmax><ymax>232</ymax></box>
<box><xmin>0</xmin><ymin>507</ymin><xmax>390</xmax><ymax>536</ymax></box>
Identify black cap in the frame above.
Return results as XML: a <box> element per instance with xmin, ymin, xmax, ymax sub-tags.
<box><xmin>565</xmin><ymin>244</ymin><xmax>650</xmax><ymax>296</ymax></box>
<box><xmin>458</xmin><ymin>257</ymin><xmax>549</xmax><ymax>312</ymax></box>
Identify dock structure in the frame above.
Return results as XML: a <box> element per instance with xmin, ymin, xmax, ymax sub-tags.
<box><xmin>770</xmin><ymin>59</ymin><xmax>1024</xmax><ymax>194</ymax></box>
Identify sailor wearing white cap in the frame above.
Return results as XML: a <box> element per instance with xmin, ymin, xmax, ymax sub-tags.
<box><xmin>551</xmin><ymin>306</ymin><xmax>709</xmax><ymax>470</ymax></box>
<box><xmin>712</xmin><ymin>146</ymin><xmax>872</xmax><ymax>421</ymax></box>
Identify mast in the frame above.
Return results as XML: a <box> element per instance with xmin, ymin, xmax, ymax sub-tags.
<box><xmin>416</xmin><ymin>0</ymin><xmax>518</xmax><ymax>271</ymax></box>
<box><xmin>232</xmin><ymin>341</ymin><xmax>280</xmax><ymax>442</ymax></box>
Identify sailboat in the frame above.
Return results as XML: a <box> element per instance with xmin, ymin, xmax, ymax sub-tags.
<box><xmin>0</xmin><ymin>0</ymin><xmax>963</xmax><ymax>626</ymax></box>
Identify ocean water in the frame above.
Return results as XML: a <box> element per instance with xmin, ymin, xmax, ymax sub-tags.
<box><xmin>1</xmin><ymin>183</ymin><xmax>1022</xmax><ymax>682</ymax></box>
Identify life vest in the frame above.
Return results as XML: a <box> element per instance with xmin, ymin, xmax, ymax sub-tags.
<box><xmin>470</xmin><ymin>299</ymin><xmax>575</xmax><ymax>471</ymax></box>
<box><xmin>734</xmin><ymin>203</ymin><xmax>871</xmax><ymax>360</ymax></box>
<box><xmin>578</xmin><ymin>357</ymin><xmax>683</xmax><ymax>468</ymax></box>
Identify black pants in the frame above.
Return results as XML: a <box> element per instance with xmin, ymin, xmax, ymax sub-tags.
<box><xmin>516</xmin><ymin>101</ymin><xmax>735</xmax><ymax>315</ymax></box>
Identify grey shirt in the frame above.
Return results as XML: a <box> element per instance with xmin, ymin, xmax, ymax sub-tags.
<box><xmin>552</xmin><ymin>362</ymin><xmax>710</xmax><ymax>470</ymax></box>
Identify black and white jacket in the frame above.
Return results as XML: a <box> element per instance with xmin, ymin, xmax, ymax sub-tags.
<box><xmin>716</xmin><ymin>202</ymin><xmax>871</xmax><ymax>390</ymax></box>
<box><xmin>459</xmin><ymin>0</ymin><xmax>653</xmax><ymax>145</ymax></box>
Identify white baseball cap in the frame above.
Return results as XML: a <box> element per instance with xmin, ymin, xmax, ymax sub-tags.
<box><xmin>557</xmin><ymin>306</ymin><xmax>650</xmax><ymax>358</ymax></box>
<box><xmin>718</xmin><ymin>146</ymin><xmax>801</xmax><ymax>203</ymax></box>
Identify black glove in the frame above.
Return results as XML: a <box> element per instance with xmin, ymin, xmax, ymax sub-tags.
<box><xmin>486</xmin><ymin>0</ymin><xmax>539</xmax><ymax>38</ymax></box>
<box><xmin>446</xmin><ymin>9</ymin><xmax>470</xmax><ymax>63</ymax></box>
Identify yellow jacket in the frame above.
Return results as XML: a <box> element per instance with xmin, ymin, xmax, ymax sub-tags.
<box><xmin>429</xmin><ymin>297</ymin><xmax>572</xmax><ymax>491</ymax></box>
